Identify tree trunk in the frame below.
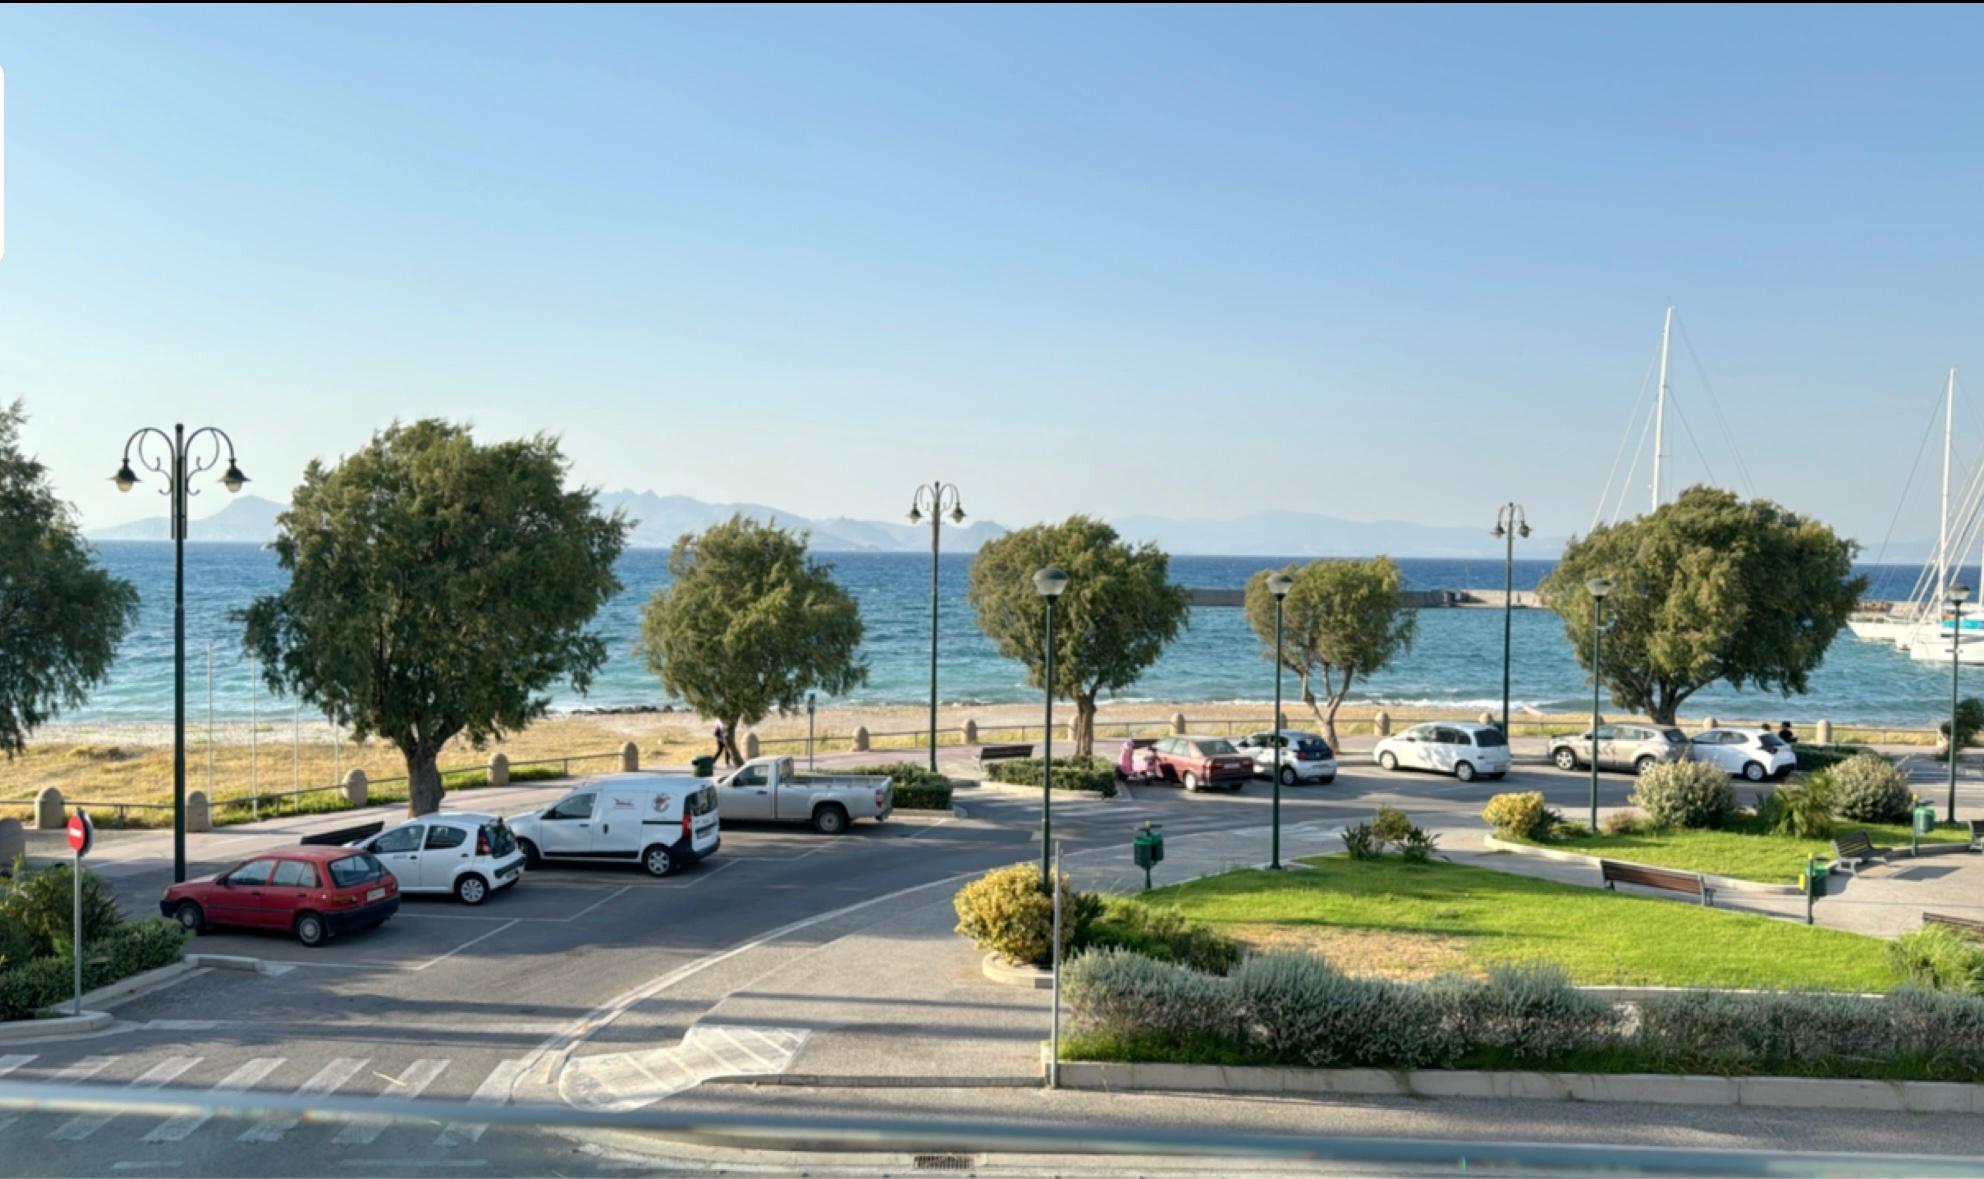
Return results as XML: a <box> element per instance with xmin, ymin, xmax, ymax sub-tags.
<box><xmin>406</xmin><ymin>744</ymin><xmax>444</xmax><ymax>816</ymax></box>
<box><xmin>1299</xmin><ymin>674</ymin><xmax>1326</xmax><ymax>729</ymax></box>
<box><xmin>1072</xmin><ymin>695</ymin><xmax>1097</xmax><ymax>759</ymax></box>
<box><xmin>721</xmin><ymin>718</ymin><xmax>744</xmax><ymax>767</ymax></box>
<box><xmin>1321</xmin><ymin>695</ymin><xmax>1344</xmax><ymax>755</ymax></box>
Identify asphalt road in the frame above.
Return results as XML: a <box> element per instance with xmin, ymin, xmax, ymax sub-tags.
<box><xmin>4</xmin><ymin>759</ymin><xmax>1983</xmax><ymax>1178</ymax></box>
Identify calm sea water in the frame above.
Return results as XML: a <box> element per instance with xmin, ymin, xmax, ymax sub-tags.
<box><xmin>74</xmin><ymin>542</ymin><xmax>1942</xmax><ymax>726</ymax></box>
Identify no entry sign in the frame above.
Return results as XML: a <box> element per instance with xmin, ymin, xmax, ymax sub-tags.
<box><xmin>67</xmin><ymin>809</ymin><xmax>93</xmax><ymax>858</ymax></box>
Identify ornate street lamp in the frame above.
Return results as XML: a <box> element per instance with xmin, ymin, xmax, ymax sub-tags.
<box><xmin>1267</xmin><ymin>571</ymin><xmax>1294</xmax><ymax>870</ymax></box>
<box><xmin>1585</xmin><ymin>576</ymin><xmax>1615</xmax><ymax>833</ymax></box>
<box><xmin>1491</xmin><ymin>504</ymin><xmax>1531</xmax><ymax>736</ymax></box>
<box><xmin>114</xmin><ymin>425</ymin><xmax>249</xmax><ymax>883</ymax></box>
<box><xmin>1033</xmin><ymin>567</ymin><xmax>1069</xmax><ymax>890</ymax></box>
<box><xmin>908</xmin><ymin>482</ymin><xmax>966</xmax><ymax>773</ymax></box>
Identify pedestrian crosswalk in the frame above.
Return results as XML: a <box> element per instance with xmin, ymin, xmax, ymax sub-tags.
<box><xmin>0</xmin><ymin>1048</ymin><xmax>528</xmax><ymax>1152</ymax></box>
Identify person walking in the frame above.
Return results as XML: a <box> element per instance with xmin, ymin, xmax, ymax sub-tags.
<box><xmin>712</xmin><ymin>720</ymin><xmax>730</xmax><ymax>768</ymax></box>
<box><xmin>1777</xmin><ymin>721</ymin><xmax>1796</xmax><ymax>746</ymax></box>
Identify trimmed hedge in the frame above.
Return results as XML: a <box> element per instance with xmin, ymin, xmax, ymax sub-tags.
<box><xmin>1088</xmin><ymin>899</ymin><xmax>1242</xmax><ymax>976</ymax></box>
<box><xmin>986</xmin><ymin>756</ymin><xmax>1117</xmax><ymax>797</ymax></box>
<box><xmin>0</xmin><ymin>919</ymin><xmax>187</xmax><ymax>1021</ymax></box>
<box><xmin>846</xmin><ymin>763</ymin><xmax>955</xmax><ymax>810</ymax></box>
<box><xmin>1793</xmin><ymin>744</ymin><xmax>1874</xmax><ymax>774</ymax></box>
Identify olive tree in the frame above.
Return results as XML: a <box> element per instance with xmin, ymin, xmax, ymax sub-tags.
<box><xmin>1242</xmin><ymin>557</ymin><xmax>1417</xmax><ymax>751</ymax></box>
<box><xmin>1539</xmin><ymin>486</ymin><xmax>1865</xmax><ymax>725</ymax></box>
<box><xmin>967</xmin><ymin>516</ymin><xmax>1191</xmax><ymax>757</ymax></box>
<box><xmin>241</xmin><ymin>421</ymin><xmax>628</xmax><ymax>815</ymax></box>
<box><xmin>0</xmin><ymin>401</ymin><xmax>139</xmax><ymax>754</ymax></box>
<box><xmin>636</xmin><ymin>515</ymin><xmax>867</xmax><ymax>765</ymax></box>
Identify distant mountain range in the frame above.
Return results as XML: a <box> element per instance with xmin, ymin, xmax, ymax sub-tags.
<box><xmin>89</xmin><ymin>494</ymin><xmax>290</xmax><ymax>543</ymax></box>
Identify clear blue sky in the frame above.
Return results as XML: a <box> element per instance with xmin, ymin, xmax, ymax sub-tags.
<box><xmin>1</xmin><ymin>4</ymin><xmax>1980</xmax><ymax>552</ymax></box>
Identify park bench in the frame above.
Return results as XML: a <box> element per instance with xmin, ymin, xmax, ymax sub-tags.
<box><xmin>299</xmin><ymin>820</ymin><xmax>384</xmax><ymax>847</ymax></box>
<box><xmin>1969</xmin><ymin>820</ymin><xmax>1984</xmax><ymax>852</ymax></box>
<box><xmin>1599</xmin><ymin>859</ymin><xmax>1714</xmax><ymax>907</ymax></box>
<box><xmin>1924</xmin><ymin>912</ymin><xmax>1984</xmax><ymax>941</ymax></box>
<box><xmin>1831</xmin><ymin>829</ymin><xmax>1887</xmax><ymax>874</ymax></box>
<box><xmin>977</xmin><ymin>742</ymin><xmax>1036</xmax><ymax>768</ymax></box>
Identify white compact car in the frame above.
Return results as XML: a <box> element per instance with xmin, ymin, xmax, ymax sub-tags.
<box><xmin>1234</xmin><ymin>730</ymin><xmax>1338</xmax><ymax>785</ymax></box>
<box><xmin>1690</xmin><ymin>728</ymin><xmax>1797</xmax><ymax>781</ymax></box>
<box><xmin>1372</xmin><ymin>722</ymin><xmax>1512</xmax><ymax>782</ymax></box>
<box><xmin>355</xmin><ymin>812</ymin><xmax>526</xmax><ymax>905</ymax></box>
<box><xmin>509</xmin><ymin>773</ymin><xmax>721</xmax><ymax>877</ymax></box>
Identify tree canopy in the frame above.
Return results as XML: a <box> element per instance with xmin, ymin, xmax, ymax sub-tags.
<box><xmin>1538</xmin><ymin>485</ymin><xmax>1865</xmax><ymax>724</ymax></box>
<box><xmin>637</xmin><ymin>515</ymin><xmax>867</xmax><ymax>764</ymax></box>
<box><xmin>1242</xmin><ymin>557</ymin><xmax>1417</xmax><ymax>750</ymax></box>
<box><xmin>241</xmin><ymin>420</ymin><xmax>627</xmax><ymax>814</ymax></box>
<box><xmin>0</xmin><ymin>401</ymin><xmax>140</xmax><ymax>755</ymax></box>
<box><xmin>967</xmin><ymin>516</ymin><xmax>1191</xmax><ymax>757</ymax></box>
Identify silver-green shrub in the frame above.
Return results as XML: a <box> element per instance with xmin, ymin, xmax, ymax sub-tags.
<box><xmin>1230</xmin><ymin>952</ymin><xmax>1454</xmax><ymax>1068</ymax></box>
<box><xmin>1829</xmin><ymin>753</ymin><xmax>1911</xmax><ymax>824</ymax></box>
<box><xmin>1628</xmin><ymin>760</ymin><xmax>1737</xmax><ymax>829</ymax></box>
<box><xmin>1434</xmin><ymin>964</ymin><xmax>1620</xmax><ymax>1061</ymax></box>
<box><xmin>1063</xmin><ymin>947</ymin><xmax>1237</xmax><ymax>1044</ymax></box>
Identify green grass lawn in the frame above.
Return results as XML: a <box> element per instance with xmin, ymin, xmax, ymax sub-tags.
<box><xmin>1129</xmin><ymin>854</ymin><xmax>1898</xmax><ymax>991</ymax></box>
<box><xmin>1516</xmin><ymin>817</ymin><xmax>1967</xmax><ymax>885</ymax></box>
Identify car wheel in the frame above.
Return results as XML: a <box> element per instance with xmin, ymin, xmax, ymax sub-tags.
<box><xmin>1182</xmin><ymin>771</ymin><xmax>1199</xmax><ymax>792</ymax></box>
<box><xmin>1380</xmin><ymin>751</ymin><xmax>1399</xmax><ymax>771</ymax></box>
<box><xmin>294</xmin><ymin>912</ymin><xmax>327</xmax><ymax>947</ymax></box>
<box><xmin>519</xmin><ymin>839</ymin><xmax>543</xmax><ymax>870</ymax></box>
<box><xmin>1454</xmin><ymin>760</ymin><xmax>1477</xmax><ymax>783</ymax></box>
<box><xmin>1278</xmin><ymin>765</ymin><xmax>1297</xmax><ymax>787</ymax></box>
<box><xmin>813</xmin><ymin>804</ymin><xmax>849</xmax><ymax>835</ymax></box>
<box><xmin>1635</xmin><ymin>756</ymin><xmax>1657</xmax><ymax>776</ymax></box>
<box><xmin>642</xmin><ymin>844</ymin><xmax>675</xmax><ymax>877</ymax></box>
<box><xmin>1743</xmin><ymin>761</ymin><xmax>1767</xmax><ymax>782</ymax></box>
<box><xmin>1553</xmin><ymin>748</ymin><xmax>1579</xmax><ymax>771</ymax></box>
<box><xmin>174</xmin><ymin>901</ymin><xmax>205</xmax><ymax>935</ymax></box>
<box><xmin>455</xmin><ymin>874</ymin><xmax>489</xmax><ymax>905</ymax></box>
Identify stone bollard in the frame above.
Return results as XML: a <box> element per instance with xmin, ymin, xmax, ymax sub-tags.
<box><xmin>963</xmin><ymin>719</ymin><xmax>979</xmax><ymax>744</ymax></box>
<box><xmin>1374</xmin><ymin>710</ymin><xmax>1392</xmax><ymax>738</ymax></box>
<box><xmin>1816</xmin><ymin>719</ymin><xmax>1834</xmax><ymax>745</ymax></box>
<box><xmin>34</xmin><ymin>786</ymin><xmax>64</xmax><ymax>830</ymax></box>
<box><xmin>1170</xmin><ymin>712</ymin><xmax>1187</xmax><ymax>736</ymax></box>
<box><xmin>745</xmin><ymin>732</ymin><xmax>761</xmax><ymax>759</ymax></box>
<box><xmin>1700</xmin><ymin>716</ymin><xmax>1719</xmax><ymax>733</ymax></box>
<box><xmin>487</xmin><ymin>754</ymin><xmax>510</xmax><ymax>789</ymax></box>
<box><xmin>0</xmin><ymin>818</ymin><xmax>22</xmax><ymax>872</ymax></box>
<box><xmin>186</xmin><ymin>790</ymin><xmax>211</xmax><ymax>834</ymax></box>
<box><xmin>853</xmin><ymin>726</ymin><xmax>871</xmax><ymax>753</ymax></box>
<box><xmin>1478</xmin><ymin>711</ymin><xmax>1495</xmax><ymax>727</ymax></box>
<box><xmin>620</xmin><ymin>741</ymin><xmax>639</xmax><ymax>772</ymax></box>
<box><xmin>343</xmin><ymin>769</ymin><xmax>369</xmax><ymax>808</ymax></box>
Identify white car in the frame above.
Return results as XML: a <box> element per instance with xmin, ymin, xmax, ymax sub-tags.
<box><xmin>1372</xmin><ymin>722</ymin><xmax>1512</xmax><ymax>782</ymax></box>
<box><xmin>509</xmin><ymin>773</ymin><xmax>721</xmax><ymax>877</ymax></box>
<box><xmin>355</xmin><ymin>812</ymin><xmax>526</xmax><ymax>905</ymax></box>
<box><xmin>1234</xmin><ymin>730</ymin><xmax>1338</xmax><ymax>785</ymax></box>
<box><xmin>1690</xmin><ymin>728</ymin><xmax>1797</xmax><ymax>782</ymax></box>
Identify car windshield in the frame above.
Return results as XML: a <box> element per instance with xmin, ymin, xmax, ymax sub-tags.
<box><xmin>1473</xmin><ymin>729</ymin><xmax>1508</xmax><ymax>748</ymax></box>
<box><xmin>1758</xmin><ymin>733</ymin><xmax>1784</xmax><ymax>750</ymax></box>
<box><xmin>1194</xmin><ymin>739</ymin><xmax>1237</xmax><ymax>755</ymax></box>
<box><xmin>1662</xmin><ymin>728</ymin><xmax>1687</xmax><ymax>742</ymax></box>
<box><xmin>327</xmin><ymin>854</ymin><xmax>384</xmax><ymax>888</ymax></box>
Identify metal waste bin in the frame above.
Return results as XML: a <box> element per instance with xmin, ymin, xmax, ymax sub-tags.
<box><xmin>1132</xmin><ymin>822</ymin><xmax>1165</xmax><ymax>890</ymax></box>
<box><xmin>1802</xmin><ymin>857</ymin><xmax>1828</xmax><ymax>924</ymax></box>
<box><xmin>692</xmin><ymin>755</ymin><xmax>717</xmax><ymax>778</ymax></box>
<box><xmin>1915</xmin><ymin>802</ymin><xmax>1938</xmax><ymax>837</ymax></box>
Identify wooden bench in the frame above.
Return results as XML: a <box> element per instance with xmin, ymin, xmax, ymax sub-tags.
<box><xmin>1600</xmin><ymin>859</ymin><xmax>1714</xmax><ymax>907</ymax></box>
<box><xmin>1831</xmin><ymin>829</ymin><xmax>1887</xmax><ymax>874</ymax></box>
<box><xmin>976</xmin><ymin>742</ymin><xmax>1035</xmax><ymax>767</ymax></box>
<box><xmin>1924</xmin><ymin>912</ymin><xmax>1984</xmax><ymax>941</ymax></box>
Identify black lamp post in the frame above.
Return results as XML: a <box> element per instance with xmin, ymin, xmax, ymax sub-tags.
<box><xmin>1034</xmin><ymin>566</ymin><xmax>1069</xmax><ymax>890</ymax></box>
<box><xmin>1267</xmin><ymin>571</ymin><xmax>1294</xmax><ymax>870</ymax></box>
<box><xmin>908</xmin><ymin>482</ymin><xmax>965</xmax><ymax>773</ymax></box>
<box><xmin>1491</xmin><ymin>504</ymin><xmax>1531</xmax><ymax>735</ymax></box>
<box><xmin>1949</xmin><ymin>584</ymin><xmax>1972</xmax><ymax>823</ymax></box>
<box><xmin>114</xmin><ymin>425</ymin><xmax>249</xmax><ymax>884</ymax></box>
<box><xmin>1584</xmin><ymin>576</ymin><xmax>1615</xmax><ymax>833</ymax></box>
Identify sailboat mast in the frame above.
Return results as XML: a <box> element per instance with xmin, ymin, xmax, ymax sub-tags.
<box><xmin>1941</xmin><ymin>367</ymin><xmax>1955</xmax><ymax>611</ymax></box>
<box><xmin>1652</xmin><ymin>306</ymin><xmax>1673</xmax><ymax>512</ymax></box>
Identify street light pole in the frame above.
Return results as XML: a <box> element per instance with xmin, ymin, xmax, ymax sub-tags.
<box><xmin>1949</xmin><ymin>585</ymin><xmax>1972</xmax><ymax>822</ymax></box>
<box><xmin>1585</xmin><ymin>576</ymin><xmax>1614</xmax><ymax>833</ymax></box>
<box><xmin>113</xmin><ymin>425</ymin><xmax>249</xmax><ymax>884</ymax></box>
<box><xmin>1267</xmin><ymin>572</ymin><xmax>1294</xmax><ymax>870</ymax></box>
<box><xmin>1034</xmin><ymin>567</ymin><xmax>1069</xmax><ymax>890</ymax></box>
<box><xmin>1491</xmin><ymin>504</ymin><xmax>1530</xmax><ymax>735</ymax></box>
<box><xmin>908</xmin><ymin>482</ymin><xmax>965</xmax><ymax>773</ymax></box>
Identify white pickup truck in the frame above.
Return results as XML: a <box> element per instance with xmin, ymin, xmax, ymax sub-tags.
<box><xmin>711</xmin><ymin>756</ymin><xmax>893</xmax><ymax>834</ymax></box>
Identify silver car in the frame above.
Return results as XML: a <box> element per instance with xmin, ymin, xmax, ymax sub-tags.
<box><xmin>1548</xmin><ymin>724</ymin><xmax>1692</xmax><ymax>775</ymax></box>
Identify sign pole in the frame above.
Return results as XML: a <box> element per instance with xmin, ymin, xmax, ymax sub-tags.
<box><xmin>67</xmin><ymin>809</ymin><xmax>93</xmax><ymax>1016</ymax></box>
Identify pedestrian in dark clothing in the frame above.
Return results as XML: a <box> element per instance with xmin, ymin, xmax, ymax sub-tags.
<box><xmin>713</xmin><ymin>720</ymin><xmax>729</xmax><ymax>767</ymax></box>
<box><xmin>1777</xmin><ymin>721</ymin><xmax>1796</xmax><ymax>745</ymax></box>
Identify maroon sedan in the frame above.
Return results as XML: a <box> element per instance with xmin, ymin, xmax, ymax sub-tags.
<box><xmin>160</xmin><ymin>846</ymin><xmax>399</xmax><ymax>947</ymax></box>
<box><xmin>1149</xmin><ymin>736</ymin><xmax>1253</xmax><ymax>792</ymax></box>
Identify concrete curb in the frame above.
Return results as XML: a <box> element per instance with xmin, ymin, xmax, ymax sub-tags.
<box><xmin>0</xmin><ymin>1010</ymin><xmax>113</xmax><ymax>1041</ymax></box>
<box><xmin>1480</xmin><ymin>834</ymin><xmax>1802</xmax><ymax>896</ymax></box>
<box><xmin>981</xmin><ymin>951</ymin><xmax>1053</xmax><ymax>990</ymax></box>
<box><xmin>704</xmin><ymin>1072</ymin><xmax>1040</xmax><ymax>1089</ymax></box>
<box><xmin>188</xmin><ymin>953</ymin><xmax>266</xmax><ymax>973</ymax></box>
<box><xmin>77</xmin><ymin>960</ymin><xmax>203</xmax><ymax>1010</ymax></box>
<box><xmin>1052</xmin><ymin>1058</ymin><xmax>1984</xmax><ymax>1113</ymax></box>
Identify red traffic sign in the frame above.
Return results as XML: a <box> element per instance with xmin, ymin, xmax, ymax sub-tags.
<box><xmin>66</xmin><ymin>809</ymin><xmax>93</xmax><ymax>858</ymax></box>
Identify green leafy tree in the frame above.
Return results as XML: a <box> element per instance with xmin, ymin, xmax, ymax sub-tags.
<box><xmin>0</xmin><ymin>401</ymin><xmax>139</xmax><ymax>755</ymax></box>
<box><xmin>637</xmin><ymin>516</ymin><xmax>867</xmax><ymax>765</ymax></box>
<box><xmin>967</xmin><ymin>516</ymin><xmax>1190</xmax><ymax>757</ymax></box>
<box><xmin>241</xmin><ymin>421</ymin><xmax>627</xmax><ymax>815</ymax></box>
<box><xmin>1242</xmin><ymin>557</ymin><xmax>1417</xmax><ymax>750</ymax></box>
<box><xmin>1539</xmin><ymin>486</ymin><xmax>1865</xmax><ymax>725</ymax></box>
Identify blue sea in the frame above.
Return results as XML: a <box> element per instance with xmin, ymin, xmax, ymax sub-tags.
<box><xmin>73</xmin><ymin>542</ymin><xmax>1944</xmax><ymax>726</ymax></box>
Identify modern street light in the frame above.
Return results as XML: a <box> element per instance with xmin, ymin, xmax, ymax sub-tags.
<box><xmin>1949</xmin><ymin>584</ymin><xmax>1972</xmax><ymax>823</ymax></box>
<box><xmin>1490</xmin><ymin>504</ymin><xmax>1531</xmax><ymax>736</ymax></box>
<box><xmin>114</xmin><ymin>424</ymin><xmax>249</xmax><ymax>884</ymax></box>
<box><xmin>908</xmin><ymin>482</ymin><xmax>966</xmax><ymax>773</ymax></box>
<box><xmin>1584</xmin><ymin>576</ymin><xmax>1615</xmax><ymax>833</ymax></box>
<box><xmin>1033</xmin><ymin>566</ymin><xmax>1069</xmax><ymax>890</ymax></box>
<box><xmin>1267</xmin><ymin>571</ymin><xmax>1294</xmax><ymax>870</ymax></box>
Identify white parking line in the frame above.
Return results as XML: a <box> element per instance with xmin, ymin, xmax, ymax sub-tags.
<box><xmin>331</xmin><ymin>1058</ymin><xmax>449</xmax><ymax>1145</ymax></box>
<box><xmin>412</xmin><ymin>920</ymin><xmax>518</xmax><ymax>971</ymax></box>
<box><xmin>561</xmin><ymin>885</ymin><xmax>631</xmax><ymax>922</ymax></box>
<box><xmin>435</xmin><ymin>1059</ymin><xmax>527</xmax><ymax>1147</ymax></box>
<box><xmin>0</xmin><ymin>1054</ymin><xmax>35</xmax><ymax>1079</ymax></box>
<box><xmin>50</xmin><ymin>1056</ymin><xmax>200</xmax><ymax>1140</ymax></box>
<box><xmin>143</xmin><ymin>1058</ymin><xmax>285</xmax><ymax>1143</ymax></box>
<box><xmin>237</xmin><ymin>1057</ymin><xmax>368</xmax><ymax>1142</ymax></box>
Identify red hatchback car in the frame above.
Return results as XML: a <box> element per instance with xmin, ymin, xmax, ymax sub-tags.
<box><xmin>1149</xmin><ymin>736</ymin><xmax>1254</xmax><ymax>792</ymax></box>
<box><xmin>160</xmin><ymin>846</ymin><xmax>400</xmax><ymax>947</ymax></box>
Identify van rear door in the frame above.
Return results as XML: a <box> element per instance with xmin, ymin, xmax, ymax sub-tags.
<box><xmin>687</xmin><ymin>786</ymin><xmax>720</xmax><ymax>854</ymax></box>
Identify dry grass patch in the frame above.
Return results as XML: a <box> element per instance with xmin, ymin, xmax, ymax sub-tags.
<box><xmin>1226</xmin><ymin>923</ymin><xmax>1474</xmax><ymax>981</ymax></box>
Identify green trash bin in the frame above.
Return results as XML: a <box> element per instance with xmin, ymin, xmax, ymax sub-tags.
<box><xmin>1802</xmin><ymin>857</ymin><xmax>1828</xmax><ymax>924</ymax></box>
<box><xmin>1915</xmin><ymin>802</ymin><xmax>1938</xmax><ymax>837</ymax></box>
<box><xmin>1132</xmin><ymin>822</ymin><xmax>1165</xmax><ymax>890</ymax></box>
<box><xmin>691</xmin><ymin>755</ymin><xmax>717</xmax><ymax>778</ymax></box>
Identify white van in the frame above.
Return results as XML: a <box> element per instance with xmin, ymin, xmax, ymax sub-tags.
<box><xmin>507</xmin><ymin>773</ymin><xmax>720</xmax><ymax>877</ymax></box>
